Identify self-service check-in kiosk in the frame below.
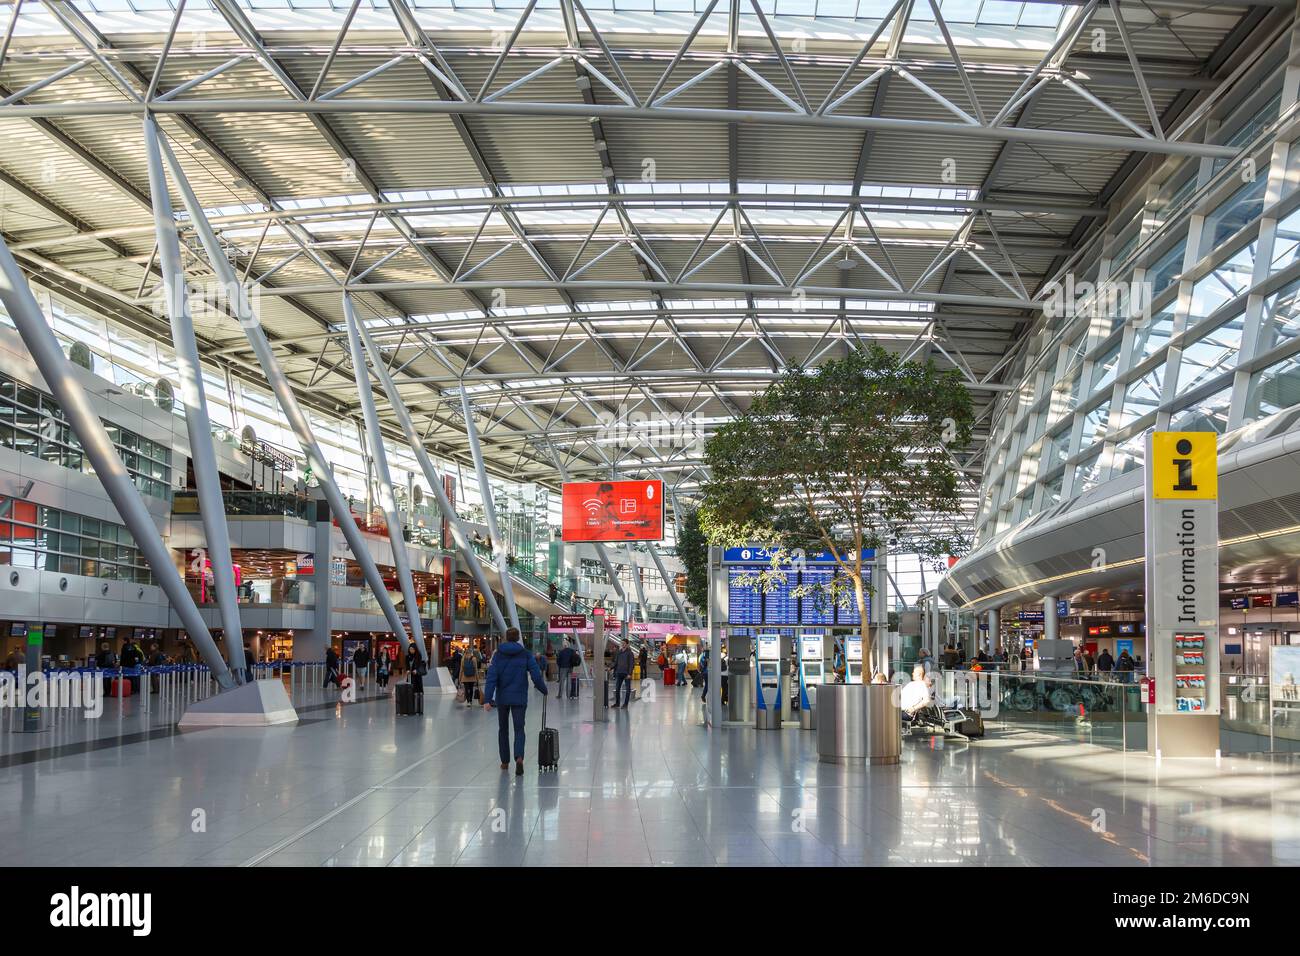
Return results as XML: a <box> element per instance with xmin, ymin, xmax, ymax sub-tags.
<box><xmin>798</xmin><ymin>633</ymin><xmax>825</xmax><ymax>730</ymax></box>
<box><xmin>845</xmin><ymin>635</ymin><xmax>864</xmax><ymax>684</ymax></box>
<box><xmin>755</xmin><ymin>632</ymin><xmax>783</xmax><ymax>729</ymax></box>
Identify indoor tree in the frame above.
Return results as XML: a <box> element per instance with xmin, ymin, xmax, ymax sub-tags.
<box><xmin>697</xmin><ymin>344</ymin><xmax>974</xmax><ymax>665</ymax></box>
<box><xmin>676</xmin><ymin>507</ymin><xmax>711</xmax><ymax>610</ymax></box>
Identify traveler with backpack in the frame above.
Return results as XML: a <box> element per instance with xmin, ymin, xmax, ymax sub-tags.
<box><xmin>460</xmin><ymin>642</ymin><xmax>483</xmax><ymax>706</ymax></box>
<box><xmin>611</xmin><ymin>640</ymin><xmax>635</xmax><ymax>708</ymax></box>
<box><xmin>556</xmin><ymin>640</ymin><xmax>581</xmax><ymax>699</ymax></box>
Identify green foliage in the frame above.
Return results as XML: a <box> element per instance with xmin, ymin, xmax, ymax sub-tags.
<box><xmin>676</xmin><ymin>508</ymin><xmax>710</xmax><ymax>610</ymax></box>
<box><xmin>697</xmin><ymin>344</ymin><xmax>974</xmax><ymax>657</ymax></box>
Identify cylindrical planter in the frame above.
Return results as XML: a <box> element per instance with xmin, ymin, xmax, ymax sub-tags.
<box><xmin>816</xmin><ymin>683</ymin><xmax>901</xmax><ymax>765</ymax></box>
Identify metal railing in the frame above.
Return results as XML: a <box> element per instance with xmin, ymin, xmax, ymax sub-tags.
<box><xmin>174</xmin><ymin>489</ymin><xmax>313</xmax><ymax>520</ymax></box>
<box><xmin>934</xmin><ymin>668</ymin><xmax>1149</xmax><ymax>751</ymax></box>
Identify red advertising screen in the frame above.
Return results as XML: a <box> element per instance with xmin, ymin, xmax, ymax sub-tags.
<box><xmin>561</xmin><ymin>480</ymin><xmax>664</xmax><ymax>542</ymax></box>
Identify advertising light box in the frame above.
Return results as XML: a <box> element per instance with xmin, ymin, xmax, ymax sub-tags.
<box><xmin>561</xmin><ymin>480</ymin><xmax>664</xmax><ymax>542</ymax></box>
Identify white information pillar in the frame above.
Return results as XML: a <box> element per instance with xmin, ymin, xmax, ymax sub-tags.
<box><xmin>987</xmin><ymin>608</ymin><xmax>1000</xmax><ymax>656</ymax></box>
<box><xmin>1144</xmin><ymin>431</ymin><xmax>1220</xmax><ymax>758</ymax></box>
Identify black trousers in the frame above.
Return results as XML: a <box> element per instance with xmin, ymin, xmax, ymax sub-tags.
<box><xmin>614</xmin><ymin>673</ymin><xmax>631</xmax><ymax>706</ymax></box>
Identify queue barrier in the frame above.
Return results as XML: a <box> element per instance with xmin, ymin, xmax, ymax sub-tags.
<box><xmin>0</xmin><ymin>660</ymin><xmax>371</xmax><ymax>733</ymax></box>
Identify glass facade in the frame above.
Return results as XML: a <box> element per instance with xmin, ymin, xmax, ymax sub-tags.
<box><xmin>0</xmin><ymin>496</ymin><xmax>154</xmax><ymax>584</ymax></box>
<box><xmin>0</xmin><ymin>372</ymin><xmax>173</xmax><ymax>500</ymax></box>
<box><xmin>975</xmin><ymin>42</ymin><xmax>1300</xmax><ymax>545</ymax></box>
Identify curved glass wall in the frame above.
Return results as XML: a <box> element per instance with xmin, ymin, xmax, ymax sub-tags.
<box><xmin>973</xmin><ymin>35</ymin><xmax>1300</xmax><ymax>545</ymax></box>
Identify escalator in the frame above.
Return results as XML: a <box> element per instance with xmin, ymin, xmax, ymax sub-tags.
<box><xmin>469</xmin><ymin>552</ymin><xmax>654</xmax><ymax>657</ymax></box>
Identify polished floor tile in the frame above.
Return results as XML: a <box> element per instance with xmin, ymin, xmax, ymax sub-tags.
<box><xmin>3</xmin><ymin>680</ymin><xmax>1299</xmax><ymax>866</ymax></box>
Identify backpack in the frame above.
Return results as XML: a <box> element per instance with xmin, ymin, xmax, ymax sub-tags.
<box><xmin>462</xmin><ymin>653</ymin><xmax>476</xmax><ymax>677</ymax></box>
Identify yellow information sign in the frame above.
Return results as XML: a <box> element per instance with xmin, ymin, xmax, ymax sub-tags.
<box><xmin>1150</xmin><ymin>431</ymin><xmax>1218</xmax><ymax>500</ymax></box>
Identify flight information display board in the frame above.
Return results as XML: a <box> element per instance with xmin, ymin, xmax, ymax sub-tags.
<box><xmin>728</xmin><ymin>568</ymin><xmax>762</xmax><ymax>625</ymax></box>
<box><xmin>800</xmin><ymin>568</ymin><xmax>836</xmax><ymax>625</ymax></box>
<box><xmin>765</xmin><ymin>575</ymin><xmax>799</xmax><ymax>624</ymax></box>
<box><xmin>836</xmin><ymin>569</ymin><xmax>869</xmax><ymax>625</ymax></box>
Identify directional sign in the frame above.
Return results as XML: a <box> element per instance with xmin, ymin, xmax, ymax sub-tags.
<box><xmin>550</xmin><ymin>614</ymin><xmax>587</xmax><ymax>630</ymax></box>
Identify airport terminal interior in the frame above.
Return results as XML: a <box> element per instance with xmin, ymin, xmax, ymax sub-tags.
<box><xmin>3</xmin><ymin>0</ymin><xmax>1300</xmax><ymax>874</ymax></box>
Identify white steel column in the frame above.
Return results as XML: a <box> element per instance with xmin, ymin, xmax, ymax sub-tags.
<box><xmin>354</xmin><ymin>321</ymin><xmax>508</xmax><ymax>636</ymax></box>
<box><xmin>158</xmin><ymin>136</ymin><xmax>417</xmax><ymax>657</ymax></box>
<box><xmin>342</xmin><ymin>295</ymin><xmax>429</xmax><ymax>665</ymax></box>
<box><xmin>648</xmin><ymin>541</ymin><xmax>688</xmax><ymax>624</ymax></box>
<box><xmin>1043</xmin><ymin>595</ymin><xmax>1059</xmax><ymax>643</ymax></box>
<box><xmin>460</xmin><ymin>388</ymin><xmax>521</xmax><ymax>632</ymax></box>
<box><xmin>625</xmin><ymin>544</ymin><xmax>650</xmax><ymax>623</ymax></box>
<box><xmin>0</xmin><ymin>234</ymin><xmax>236</xmax><ymax>690</ymax></box>
<box><xmin>988</xmin><ymin>607</ymin><xmax>1000</xmax><ymax>655</ymax></box>
<box><xmin>142</xmin><ymin>116</ymin><xmax>246</xmax><ymax>680</ymax></box>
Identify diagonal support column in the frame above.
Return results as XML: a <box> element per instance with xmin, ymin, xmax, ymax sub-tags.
<box><xmin>342</xmin><ymin>295</ymin><xmax>431</xmax><ymax>669</ymax></box>
<box><xmin>354</xmin><ymin>321</ymin><xmax>508</xmax><ymax>636</ymax></box>
<box><xmin>158</xmin><ymin>135</ymin><xmax>417</xmax><ymax>658</ymax></box>
<box><xmin>624</xmin><ymin>544</ymin><xmax>649</xmax><ymax>624</ymax></box>
<box><xmin>647</xmin><ymin>541</ymin><xmax>688</xmax><ymax>624</ymax></box>
<box><xmin>460</xmin><ymin>388</ymin><xmax>521</xmax><ymax>632</ymax></box>
<box><xmin>142</xmin><ymin>116</ymin><xmax>246</xmax><ymax>680</ymax></box>
<box><xmin>0</xmin><ymin>234</ymin><xmax>236</xmax><ymax>690</ymax></box>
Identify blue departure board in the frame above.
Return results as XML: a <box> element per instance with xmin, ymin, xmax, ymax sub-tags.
<box><xmin>764</xmin><ymin>575</ymin><xmax>798</xmax><ymax>624</ymax></box>
<box><xmin>728</xmin><ymin>568</ymin><xmax>762</xmax><ymax>625</ymax></box>
<box><xmin>799</xmin><ymin>568</ymin><xmax>835</xmax><ymax>625</ymax></box>
<box><xmin>835</xmin><ymin>570</ymin><xmax>869</xmax><ymax>625</ymax></box>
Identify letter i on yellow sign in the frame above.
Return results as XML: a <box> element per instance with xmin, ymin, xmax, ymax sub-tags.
<box><xmin>1150</xmin><ymin>432</ymin><xmax>1217</xmax><ymax>500</ymax></box>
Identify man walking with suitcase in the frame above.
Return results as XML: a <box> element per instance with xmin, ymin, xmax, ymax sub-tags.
<box><xmin>483</xmin><ymin>627</ymin><xmax>549</xmax><ymax>776</ymax></box>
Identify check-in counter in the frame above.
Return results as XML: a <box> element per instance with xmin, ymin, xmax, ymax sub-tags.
<box><xmin>815</xmin><ymin>683</ymin><xmax>901</xmax><ymax>765</ymax></box>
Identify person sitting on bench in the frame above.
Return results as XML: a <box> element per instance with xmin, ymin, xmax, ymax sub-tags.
<box><xmin>898</xmin><ymin>665</ymin><xmax>932</xmax><ymax>718</ymax></box>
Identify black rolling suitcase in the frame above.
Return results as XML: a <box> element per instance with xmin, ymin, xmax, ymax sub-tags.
<box><xmin>955</xmin><ymin>708</ymin><xmax>984</xmax><ymax>738</ymax></box>
<box><xmin>395</xmin><ymin>682</ymin><xmax>415</xmax><ymax>716</ymax></box>
<box><xmin>538</xmin><ymin>691</ymin><xmax>559</xmax><ymax>771</ymax></box>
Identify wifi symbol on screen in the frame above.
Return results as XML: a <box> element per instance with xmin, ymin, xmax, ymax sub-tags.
<box><xmin>583</xmin><ymin>499</ymin><xmax>603</xmax><ymax>517</ymax></box>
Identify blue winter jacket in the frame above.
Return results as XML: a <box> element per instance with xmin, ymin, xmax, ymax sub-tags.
<box><xmin>483</xmin><ymin>641</ymin><xmax>548</xmax><ymax>707</ymax></box>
